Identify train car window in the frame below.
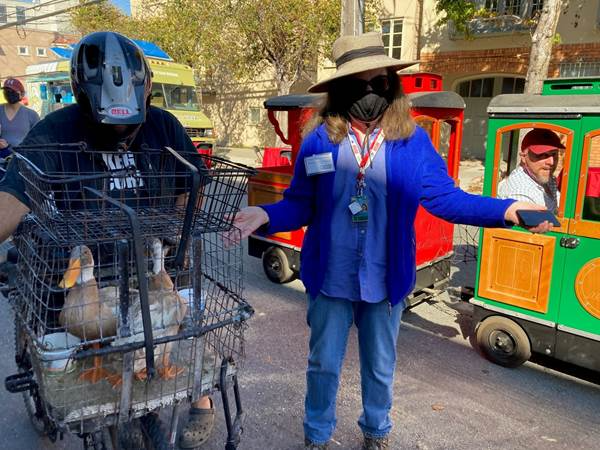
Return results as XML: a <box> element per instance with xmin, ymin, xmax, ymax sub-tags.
<box><xmin>582</xmin><ymin>134</ymin><xmax>600</xmax><ymax>222</ymax></box>
<box><xmin>495</xmin><ymin>127</ymin><xmax>568</xmax><ymax>215</ymax></box>
<box><xmin>414</xmin><ymin>117</ymin><xmax>453</xmax><ymax>164</ymax></box>
<box><xmin>438</xmin><ymin>121</ymin><xmax>451</xmax><ymax>162</ymax></box>
<box><xmin>415</xmin><ymin>117</ymin><xmax>434</xmax><ymax>141</ymax></box>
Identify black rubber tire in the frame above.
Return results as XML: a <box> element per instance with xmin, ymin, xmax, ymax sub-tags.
<box><xmin>83</xmin><ymin>430</ymin><xmax>110</xmax><ymax>450</ymax></box>
<box><xmin>262</xmin><ymin>247</ymin><xmax>296</xmax><ymax>284</ymax></box>
<box><xmin>476</xmin><ymin>315</ymin><xmax>531</xmax><ymax>368</ymax></box>
<box><xmin>14</xmin><ymin>323</ymin><xmax>48</xmax><ymax>436</ymax></box>
<box><xmin>140</xmin><ymin>413</ymin><xmax>170</xmax><ymax>450</ymax></box>
<box><xmin>117</xmin><ymin>413</ymin><xmax>169</xmax><ymax>450</ymax></box>
<box><xmin>117</xmin><ymin>421</ymin><xmax>145</xmax><ymax>450</ymax></box>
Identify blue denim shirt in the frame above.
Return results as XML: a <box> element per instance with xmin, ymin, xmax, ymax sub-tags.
<box><xmin>321</xmin><ymin>130</ymin><xmax>387</xmax><ymax>302</ymax></box>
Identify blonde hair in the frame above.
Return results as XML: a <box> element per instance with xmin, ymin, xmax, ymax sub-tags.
<box><xmin>302</xmin><ymin>71</ymin><xmax>415</xmax><ymax>143</ymax></box>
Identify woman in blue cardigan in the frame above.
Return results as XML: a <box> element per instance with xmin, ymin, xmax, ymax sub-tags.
<box><xmin>234</xmin><ymin>33</ymin><xmax>551</xmax><ymax>450</ymax></box>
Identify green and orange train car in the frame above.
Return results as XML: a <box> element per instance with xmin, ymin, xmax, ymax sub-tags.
<box><xmin>470</xmin><ymin>77</ymin><xmax>600</xmax><ymax>372</ymax></box>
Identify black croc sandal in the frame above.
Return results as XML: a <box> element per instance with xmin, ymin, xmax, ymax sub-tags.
<box><xmin>179</xmin><ymin>400</ymin><xmax>215</xmax><ymax>449</ymax></box>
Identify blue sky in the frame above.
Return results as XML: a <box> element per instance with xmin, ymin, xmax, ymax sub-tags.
<box><xmin>20</xmin><ymin>0</ymin><xmax>130</xmax><ymax>14</ymax></box>
<box><xmin>111</xmin><ymin>0</ymin><xmax>131</xmax><ymax>15</ymax></box>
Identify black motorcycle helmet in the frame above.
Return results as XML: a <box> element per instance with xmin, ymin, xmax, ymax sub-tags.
<box><xmin>71</xmin><ymin>32</ymin><xmax>152</xmax><ymax>126</ymax></box>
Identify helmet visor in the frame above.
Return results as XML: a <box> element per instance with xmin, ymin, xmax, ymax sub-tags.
<box><xmin>119</xmin><ymin>39</ymin><xmax>146</xmax><ymax>86</ymax></box>
<box><xmin>78</xmin><ymin>41</ymin><xmax>103</xmax><ymax>85</ymax></box>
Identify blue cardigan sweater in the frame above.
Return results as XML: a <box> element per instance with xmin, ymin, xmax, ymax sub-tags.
<box><xmin>261</xmin><ymin>125</ymin><xmax>515</xmax><ymax>306</ymax></box>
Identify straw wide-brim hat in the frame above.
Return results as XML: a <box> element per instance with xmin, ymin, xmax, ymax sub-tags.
<box><xmin>308</xmin><ymin>32</ymin><xmax>419</xmax><ymax>93</ymax></box>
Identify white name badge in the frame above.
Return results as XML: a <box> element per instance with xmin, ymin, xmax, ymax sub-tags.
<box><xmin>348</xmin><ymin>201</ymin><xmax>363</xmax><ymax>215</ymax></box>
<box><xmin>304</xmin><ymin>153</ymin><xmax>335</xmax><ymax>176</ymax></box>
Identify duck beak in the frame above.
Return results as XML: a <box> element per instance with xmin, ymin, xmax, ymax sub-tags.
<box><xmin>59</xmin><ymin>257</ymin><xmax>82</xmax><ymax>289</ymax></box>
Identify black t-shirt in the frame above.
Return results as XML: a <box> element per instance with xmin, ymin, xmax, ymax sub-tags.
<box><xmin>0</xmin><ymin>104</ymin><xmax>205</xmax><ymax>210</ymax></box>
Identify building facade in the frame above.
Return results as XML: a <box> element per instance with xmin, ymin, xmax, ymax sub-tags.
<box><xmin>418</xmin><ymin>0</ymin><xmax>600</xmax><ymax>158</ymax></box>
<box><xmin>0</xmin><ymin>0</ymin><xmax>79</xmax><ymax>87</ymax></box>
<box><xmin>133</xmin><ymin>1</ymin><xmax>600</xmax><ymax>153</ymax></box>
<box><xmin>0</xmin><ymin>0</ymin><xmax>78</xmax><ymax>32</ymax></box>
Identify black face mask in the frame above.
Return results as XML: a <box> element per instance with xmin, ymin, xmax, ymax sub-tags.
<box><xmin>86</xmin><ymin>120</ymin><xmax>141</xmax><ymax>151</ymax></box>
<box><xmin>337</xmin><ymin>74</ymin><xmax>392</xmax><ymax>123</ymax></box>
<box><xmin>3</xmin><ymin>89</ymin><xmax>21</xmax><ymax>104</ymax></box>
<box><xmin>348</xmin><ymin>92</ymin><xmax>389</xmax><ymax>123</ymax></box>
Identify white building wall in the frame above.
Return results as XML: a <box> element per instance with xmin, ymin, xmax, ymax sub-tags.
<box><xmin>0</xmin><ymin>0</ymin><xmax>78</xmax><ymax>33</ymax></box>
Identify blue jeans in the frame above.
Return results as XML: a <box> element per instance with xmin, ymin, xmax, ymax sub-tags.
<box><xmin>303</xmin><ymin>293</ymin><xmax>404</xmax><ymax>444</ymax></box>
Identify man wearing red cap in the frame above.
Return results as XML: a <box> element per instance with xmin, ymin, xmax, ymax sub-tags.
<box><xmin>0</xmin><ymin>78</ymin><xmax>40</xmax><ymax>158</ymax></box>
<box><xmin>498</xmin><ymin>128</ymin><xmax>564</xmax><ymax>213</ymax></box>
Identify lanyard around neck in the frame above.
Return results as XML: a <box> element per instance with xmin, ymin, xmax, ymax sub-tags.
<box><xmin>348</xmin><ymin>127</ymin><xmax>385</xmax><ymax>182</ymax></box>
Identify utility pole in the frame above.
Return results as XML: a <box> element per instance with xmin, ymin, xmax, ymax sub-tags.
<box><xmin>341</xmin><ymin>0</ymin><xmax>365</xmax><ymax>36</ymax></box>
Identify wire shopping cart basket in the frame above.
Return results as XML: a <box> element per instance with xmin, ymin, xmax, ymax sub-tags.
<box><xmin>3</xmin><ymin>143</ymin><xmax>256</xmax><ymax>449</ymax></box>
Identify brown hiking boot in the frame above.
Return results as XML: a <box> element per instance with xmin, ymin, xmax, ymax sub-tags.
<box><xmin>304</xmin><ymin>438</ymin><xmax>329</xmax><ymax>449</ymax></box>
<box><xmin>363</xmin><ymin>435</ymin><xmax>389</xmax><ymax>450</ymax></box>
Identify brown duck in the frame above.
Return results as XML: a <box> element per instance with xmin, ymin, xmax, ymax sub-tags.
<box><xmin>59</xmin><ymin>245</ymin><xmax>120</xmax><ymax>384</ymax></box>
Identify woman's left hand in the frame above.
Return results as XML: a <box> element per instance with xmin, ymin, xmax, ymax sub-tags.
<box><xmin>504</xmin><ymin>201</ymin><xmax>553</xmax><ymax>233</ymax></box>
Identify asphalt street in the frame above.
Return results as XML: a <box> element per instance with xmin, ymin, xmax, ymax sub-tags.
<box><xmin>1</xmin><ymin>242</ymin><xmax>600</xmax><ymax>450</ymax></box>
<box><xmin>0</xmin><ymin>159</ymin><xmax>598</xmax><ymax>449</ymax></box>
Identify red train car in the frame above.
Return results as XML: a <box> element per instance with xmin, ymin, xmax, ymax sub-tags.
<box><xmin>248</xmin><ymin>73</ymin><xmax>465</xmax><ymax>305</ymax></box>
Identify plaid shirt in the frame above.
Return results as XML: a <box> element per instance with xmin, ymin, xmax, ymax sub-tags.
<box><xmin>498</xmin><ymin>165</ymin><xmax>560</xmax><ymax>213</ymax></box>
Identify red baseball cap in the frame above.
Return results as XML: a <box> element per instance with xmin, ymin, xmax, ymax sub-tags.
<box><xmin>2</xmin><ymin>78</ymin><xmax>25</xmax><ymax>95</ymax></box>
<box><xmin>521</xmin><ymin>128</ymin><xmax>565</xmax><ymax>155</ymax></box>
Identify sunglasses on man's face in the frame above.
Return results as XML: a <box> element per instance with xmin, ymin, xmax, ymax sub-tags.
<box><xmin>340</xmin><ymin>75</ymin><xmax>391</xmax><ymax>95</ymax></box>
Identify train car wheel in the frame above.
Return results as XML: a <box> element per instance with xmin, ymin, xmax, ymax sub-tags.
<box><xmin>262</xmin><ymin>247</ymin><xmax>296</xmax><ymax>284</ymax></box>
<box><xmin>476</xmin><ymin>316</ymin><xmax>531</xmax><ymax>368</ymax></box>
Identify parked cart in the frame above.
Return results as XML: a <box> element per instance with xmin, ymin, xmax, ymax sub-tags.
<box><xmin>247</xmin><ymin>73</ymin><xmax>466</xmax><ymax>306</ymax></box>
<box><xmin>2</xmin><ymin>144</ymin><xmax>255</xmax><ymax>449</ymax></box>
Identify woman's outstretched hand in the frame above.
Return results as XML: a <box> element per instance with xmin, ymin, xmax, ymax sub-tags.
<box><xmin>231</xmin><ymin>206</ymin><xmax>270</xmax><ymax>241</ymax></box>
<box><xmin>504</xmin><ymin>201</ymin><xmax>554</xmax><ymax>234</ymax></box>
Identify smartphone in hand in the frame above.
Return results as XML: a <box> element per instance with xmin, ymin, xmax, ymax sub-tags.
<box><xmin>516</xmin><ymin>210</ymin><xmax>560</xmax><ymax>227</ymax></box>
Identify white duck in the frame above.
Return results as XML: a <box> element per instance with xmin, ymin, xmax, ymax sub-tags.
<box><xmin>112</xmin><ymin>238</ymin><xmax>187</xmax><ymax>383</ymax></box>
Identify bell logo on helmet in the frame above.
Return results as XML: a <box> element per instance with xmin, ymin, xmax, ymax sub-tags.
<box><xmin>108</xmin><ymin>106</ymin><xmax>133</xmax><ymax>117</ymax></box>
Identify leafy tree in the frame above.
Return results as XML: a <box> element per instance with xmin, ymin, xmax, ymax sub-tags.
<box><xmin>70</xmin><ymin>0</ymin><xmax>383</xmax><ymax>144</ymax></box>
<box><xmin>213</xmin><ymin>0</ymin><xmax>341</xmax><ymax>96</ymax></box>
<box><xmin>70</xmin><ymin>0</ymin><xmax>137</xmax><ymax>36</ymax></box>
<box><xmin>72</xmin><ymin>0</ymin><xmax>344</xmax><ymax>96</ymax></box>
<box><xmin>435</xmin><ymin>0</ymin><xmax>477</xmax><ymax>36</ymax></box>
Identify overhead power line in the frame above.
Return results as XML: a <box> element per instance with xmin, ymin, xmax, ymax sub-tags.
<box><xmin>0</xmin><ymin>0</ymin><xmax>103</xmax><ymax>31</ymax></box>
<box><xmin>3</xmin><ymin>0</ymin><xmax>73</xmax><ymax>20</ymax></box>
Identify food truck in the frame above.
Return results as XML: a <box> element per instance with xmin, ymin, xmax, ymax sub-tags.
<box><xmin>470</xmin><ymin>77</ymin><xmax>600</xmax><ymax>371</ymax></box>
<box><xmin>21</xmin><ymin>41</ymin><xmax>215</xmax><ymax>153</ymax></box>
<box><xmin>247</xmin><ymin>73</ymin><xmax>466</xmax><ymax>306</ymax></box>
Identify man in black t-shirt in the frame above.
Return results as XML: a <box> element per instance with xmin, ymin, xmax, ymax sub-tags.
<box><xmin>0</xmin><ymin>103</ymin><xmax>202</xmax><ymax>207</ymax></box>
<box><xmin>0</xmin><ymin>32</ymin><xmax>215</xmax><ymax>448</ymax></box>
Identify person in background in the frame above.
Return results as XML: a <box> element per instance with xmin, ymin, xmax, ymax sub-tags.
<box><xmin>0</xmin><ymin>78</ymin><xmax>40</xmax><ymax>158</ymax></box>
<box><xmin>232</xmin><ymin>32</ymin><xmax>552</xmax><ymax>450</ymax></box>
<box><xmin>498</xmin><ymin>128</ymin><xmax>564</xmax><ymax>213</ymax></box>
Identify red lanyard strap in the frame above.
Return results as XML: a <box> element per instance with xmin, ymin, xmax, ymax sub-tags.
<box><xmin>348</xmin><ymin>128</ymin><xmax>385</xmax><ymax>181</ymax></box>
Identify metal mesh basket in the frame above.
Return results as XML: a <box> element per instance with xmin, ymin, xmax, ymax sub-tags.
<box><xmin>196</xmin><ymin>155</ymin><xmax>258</xmax><ymax>232</ymax></box>
<box><xmin>10</xmin><ymin>219</ymin><xmax>252</xmax><ymax>429</ymax></box>
<box><xmin>9</xmin><ymin>143</ymin><xmax>255</xmax><ymax>430</ymax></box>
<box><xmin>14</xmin><ymin>143</ymin><xmax>255</xmax><ymax>244</ymax></box>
